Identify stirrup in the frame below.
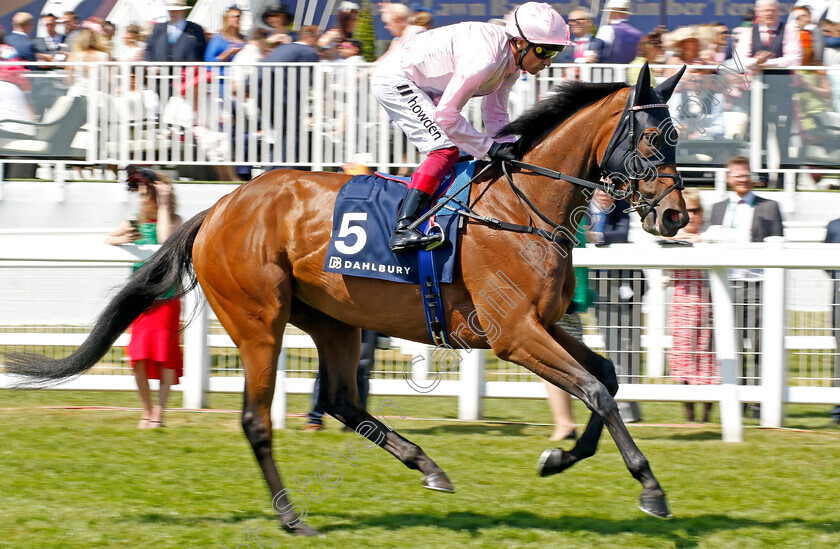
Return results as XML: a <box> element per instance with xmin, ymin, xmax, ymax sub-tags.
<box><xmin>422</xmin><ymin>222</ymin><xmax>445</xmax><ymax>251</ymax></box>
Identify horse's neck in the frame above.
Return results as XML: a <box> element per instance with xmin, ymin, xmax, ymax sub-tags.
<box><xmin>519</xmin><ymin>93</ymin><xmax>625</xmax><ymax>229</ymax></box>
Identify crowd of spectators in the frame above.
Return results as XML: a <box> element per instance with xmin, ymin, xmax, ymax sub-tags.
<box><xmin>0</xmin><ymin>0</ymin><xmax>839</xmax><ymax>182</ymax></box>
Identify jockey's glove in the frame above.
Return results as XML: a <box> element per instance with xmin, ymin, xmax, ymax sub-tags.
<box><xmin>488</xmin><ymin>141</ymin><xmax>517</xmax><ymax>162</ymax></box>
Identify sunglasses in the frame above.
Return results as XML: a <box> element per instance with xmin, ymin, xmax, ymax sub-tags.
<box><xmin>532</xmin><ymin>44</ymin><xmax>565</xmax><ymax>59</ymax></box>
<box><xmin>687</xmin><ymin>207</ymin><xmax>702</xmax><ymax>214</ymax></box>
<box><xmin>568</xmin><ymin>18</ymin><xmax>589</xmax><ymax>23</ymax></box>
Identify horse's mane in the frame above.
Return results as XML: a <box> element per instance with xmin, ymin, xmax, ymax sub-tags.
<box><xmin>497</xmin><ymin>80</ymin><xmax>629</xmax><ymax>154</ymax></box>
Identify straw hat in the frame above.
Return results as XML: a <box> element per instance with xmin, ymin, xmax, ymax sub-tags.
<box><xmin>663</xmin><ymin>25</ymin><xmax>714</xmax><ymax>52</ymax></box>
<box><xmin>603</xmin><ymin>0</ymin><xmax>632</xmax><ymax>14</ymax></box>
<box><xmin>165</xmin><ymin>0</ymin><xmax>190</xmax><ymax>11</ymax></box>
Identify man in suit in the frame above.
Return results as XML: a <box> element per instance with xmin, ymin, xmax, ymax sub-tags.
<box><xmin>825</xmin><ymin>217</ymin><xmax>840</xmax><ymax>425</ymax></box>
<box><xmin>557</xmin><ymin>8</ymin><xmax>603</xmax><ymax>64</ymax></box>
<box><xmin>260</xmin><ymin>26</ymin><xmax>320</xmax><ymax>168</ymax></box>
<box><xmin>595</xmin><ymin>0</ymin><xmax>643</xmax><ymax>65</ymax></box>
<box><xmin>735</xmin><ymin>0</ymin><xmax>802</xmax><ymax>183</ymax></box>
<box><xmin>587</xmin><ymin>189</ymin><xmax>644</xmax><ymax>422</ymax></box>
<box><xmin>710</xmin><ymin>155</ymin><xmax>784</xmax><ymax>417</ymax></box>
<box><xmin>5</xmin><ymin>12</ymin><xmax>40</xmax><ymax>62</ymax></box>
<box><xmin>145</xmin><ymin>0</ymin><xmax>207</xmax><ymax>63</ymax></box>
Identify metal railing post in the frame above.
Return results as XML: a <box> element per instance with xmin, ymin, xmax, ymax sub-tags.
<box><xmin>761</xmin><ymin>266</ymin><xmax>786</xmax><ymax>427</ymax></box>
<box><xmin>458</xmin><ymin>349</ymin><xmax>485</xmax><ymax>420</ymax></box>
<box><xmin>709</xmin><ymin>267</ymin><xmax>743</xmax><ymax>442</ymax></box>
<box><xmin>182</xmin><ymin>283</ymin><xmax>209</xmax><ymax>409</ymax></box>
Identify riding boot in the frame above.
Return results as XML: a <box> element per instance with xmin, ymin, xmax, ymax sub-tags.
<box><xmin>389</xmin><ymin>188</ymin><xmax>443</xmax><ymax>253</ymax></box>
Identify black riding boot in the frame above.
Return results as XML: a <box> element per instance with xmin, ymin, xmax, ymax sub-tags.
<box><xmin>389</xmin><ymin>188</ymin><xmax>444</xmax><ymax>253</ymax></box>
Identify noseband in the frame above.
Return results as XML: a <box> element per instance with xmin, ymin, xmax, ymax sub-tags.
<box><xmin>508</xmin><ymin>92</ymin><xmax>684</xmax><ymax>222</ymax></box>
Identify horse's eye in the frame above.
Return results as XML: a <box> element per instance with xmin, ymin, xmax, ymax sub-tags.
<box><xmin>640</xmin><ymin>130</ymin><xmax>663</xmax><ymax>157</ymax></box>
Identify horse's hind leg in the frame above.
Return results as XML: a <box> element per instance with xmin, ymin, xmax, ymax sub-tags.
<box><xmin>290</xmin><ymin>299</ymin><xmax>455</xmax><ymax>493</ymax></box>
<box><xmin>198</xmin><ymin>273</ymin><xmax>319</xmax><ymax>535</ymax></box>
<box><xmin>538</xmin><ymin>323</ymin><xmax>617</xmax><ymax>477</ymax></box>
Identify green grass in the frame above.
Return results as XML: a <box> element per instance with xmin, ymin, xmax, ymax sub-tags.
<box><xmin>1</xmin><ymin>391</ymin><xmax>839</xmax><ymax>548</ymax></box>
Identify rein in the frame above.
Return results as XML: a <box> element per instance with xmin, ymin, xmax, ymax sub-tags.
<box><xmin>407</xmin><ymin>93</ymin><xmax>684</xmax><ymax>249</ymax></box>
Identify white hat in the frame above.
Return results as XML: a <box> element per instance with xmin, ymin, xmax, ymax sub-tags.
<box><xmin>603</xmin><ymin>0</ymin><xmax>633</xmax><ymax>14</ymax></box>
<box><xmin>165</xmin><ymin>0</ymin><xmax>190</xmax><ymax>11</ymax></box>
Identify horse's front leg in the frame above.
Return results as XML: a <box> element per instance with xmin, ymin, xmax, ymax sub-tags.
<box><xmin>495</xmin><ymin>321</ymin><xmax>671</xmax><ymax>519</ymax></box>
<box><xmin>537</xmin><ymin>323</ymin><xmax>616</xmax><ymax>477</ymax></box>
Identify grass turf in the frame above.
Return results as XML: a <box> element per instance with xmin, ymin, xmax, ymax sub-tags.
<box><xmin>0</xmin><ymin>390</ymin><xmax>839</xmax><ymax>548</ymax></box>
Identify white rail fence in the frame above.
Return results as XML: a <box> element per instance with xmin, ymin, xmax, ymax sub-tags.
<box><xmin>0</xmin><ymin>236</ymin><xmax>838</xmax><ymax>442</ymax></box>
<box><xmin>4</xmin><ymin>62</ymin><xmax>840</xmax><ymax>191</ymax></box>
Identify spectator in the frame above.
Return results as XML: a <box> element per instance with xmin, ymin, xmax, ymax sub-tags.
<box><xmin>6</xmin><ymin>12</ymin><xmax>40</xmax><ymax>62</ymax></box>
<box><xmin>336</xmin><ymin>1</ymin><xmax>360</xmax><ymax>39</ymax></box>
<box><xmin>587</xmin><ymin>189</ymin><xmax>644</xmax><ymax>422</ymax></box>
<box><xmin>0</xmin><ymin>26</ymin><xmax>32</xmax><ymax>93</ymax></box>
<box><xmin>0</xmin><ymin>31</ymin><xmax>35</xmax><ymax>136</ymax></box>
<box><xmin>825</xmin><ymin>216</ymin><xmax>840</xmax><ymax>426</ymax></box>
<box><xmin>301</xmin><ymin>329</ymin><xmax>378</xmax><ymax>431</ymax></box>
<box><xmin>145</xmin><ymin>0</ymin><xmax>207</xmax><ymax>63</ymax></box>
<box><xmin>104</xmin><ymin>168</ymin><xmax>183</xmax><ymax>429</ymax></box>
<box><xmin>701</xmin><ymin>22</ymin><xmax>735</xmax><ymax>63</ymax></box>
<box><xmin>628</xmin><ymin>30</ymin><xmax>665</xmax><ymax>85</ymax></box>
<box><xmin>595</xmin><ymin>0</ymin><xmax>643</xmax><ymax>65</ymax></box>
<box><xmin>65</xmin><ymin>27</ymin><xmax>112</xmax><ymax>97</ymax></box>
<box><xmin>735</xmin><ymin>0</ymin><xmax>802</xmax><ymax>181</ymax></box>
<box><xmin>38</xmin><ymin>13</ymin><xmax>68</xmax><ymax>61</ymax></box>
<box><xmin>204</xmin><ymin>7</ymin><xmax>245</xmax><ymax>65</ymax></box>
<box><xmin>557</xmin><ymin>8</ymin><xmax>603</xmax><ymax>64</ymax></box>
<box><xmin>337</xmin><ymin>37</ymin><xmax>364</xmax><ymax>63</ymax></box>
<box><xmin>709</xmin><ymin>156</ymin><xmax>784</xmax><ymax>418</ymax></box>
<box><xmin>119</xmin><ymin>24</ymin><xmax>146</xmax><ymax>62</ymax></box>
<box><xmin>411</xmin><ymin>9</ymin><xmax>434</xmax><ymax>31</ymax></box>
<box><xmin>262</xmin><ymin>3</ymin><xmax>295</xmax><ymax>48</ymax></box>
<box><xmin>793</xmin><ymin>29</ymin><xmax>833</xmax><ymax>144</ymax></box>
<box><xmin>792</xmin><ymin>6</ymin><xmax>824</xmax><ymax>62</ymax></box>
<box><xmin>665</xmin><ymin>189</ymin><xmax>720</xmax><ymax>423</ymax></box>
<box><xmin>371</xmin><ymin>2</ymin><xmax>571</xmax><ymax>253</ymax></box>
<box><xmin>60</xmin><ymin>11</ymin><xmax>80</xmax><ymax>50</ymax></box>
<box><xmin>231</xmin><ymin>27</ymin><xmax>270</xmax><ymax>90</ymax></box>
<box><xmin>375</xmin><ymin>2</ymin><xmax>426</xmax><ymax>64</ymax></box>
<box><xmin>260</xmin><ymin>25</ymin><xmax>320</xmax><ymax>168</ymax></box>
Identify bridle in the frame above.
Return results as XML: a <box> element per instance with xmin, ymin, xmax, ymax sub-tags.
<box><xmin>506</xmin><ymin>88</ymin><xmax>684</xmax><ymax>222</ymax></box>
<box><xmin>409</xmin><ymin>86</ymin><xmax>685</xmax><ymax>249</ymax></box>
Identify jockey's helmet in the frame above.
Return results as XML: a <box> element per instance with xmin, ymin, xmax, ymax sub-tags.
<box><xmin>505</xmin><ymin>2</ymin><xmax>573</xmax><ymax>48</ymax></box>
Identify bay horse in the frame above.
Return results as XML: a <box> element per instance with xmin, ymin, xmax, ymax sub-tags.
<box><xmin>7</xmin><ymin>65</ymin><xmax>688</xmax><ymax>535</ymax></box>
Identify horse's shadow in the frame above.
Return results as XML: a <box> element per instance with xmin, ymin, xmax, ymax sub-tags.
<box><xmin>397</xmin><ymin>422</ymin><xmax>540</xmax><ymax>437</ymax></box>
<box><xmin>317</xmin><ymin>510</ymin><xmax>840</xmax><ymax>547</ymax></box>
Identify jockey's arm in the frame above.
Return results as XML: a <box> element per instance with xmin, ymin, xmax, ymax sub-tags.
<box><xmin>433</xmin><ymin>64</ymin><xmax>503</xmax><ymax>159</ymax></box>
<box><xmin>481</xmin><ymin>71</ymin><xmax>519</xmax><ymax>144</ymax></box>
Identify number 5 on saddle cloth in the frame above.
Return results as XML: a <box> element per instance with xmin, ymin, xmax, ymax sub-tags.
<box><xmin>324</xmin><ymin>161</ymin><xmax>476</xmax><ymax>346</ymax></box>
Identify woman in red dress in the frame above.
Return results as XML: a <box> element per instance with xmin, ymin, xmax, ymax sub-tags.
<box><xmin>105</xmin><ymin>170</ymin><xmax>183</xmax><ymax>428</ymax></box>
<box><xmin>666</xmin><ymin>189</ymin><xmax>720</xmax><ymax>422</ymax></box>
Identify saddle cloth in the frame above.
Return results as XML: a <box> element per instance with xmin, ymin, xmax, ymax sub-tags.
<box><xmin>323</xmin><ymin>161</ymin><xmax>475</xmax><ymax>283</ymax></box>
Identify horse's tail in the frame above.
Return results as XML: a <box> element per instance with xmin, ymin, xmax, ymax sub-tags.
<box><xmin>5</xmin><ymin>209</ymin><xmax>210</xmax><ymax>388</ymax></box>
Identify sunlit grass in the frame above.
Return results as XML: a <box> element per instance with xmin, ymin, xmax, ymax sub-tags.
<box><xmin>0</xmin><ymin>391</ymin><xmax>839</xmax><ymax>548</ymax></box>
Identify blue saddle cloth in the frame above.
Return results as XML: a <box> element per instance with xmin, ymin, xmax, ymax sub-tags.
<box><xmin>323</xmin><ymin>161</ymin><xmax>475</xmax><ymax>284</ymax></box>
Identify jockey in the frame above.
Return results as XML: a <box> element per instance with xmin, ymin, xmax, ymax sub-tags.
<box><xmin>371</xmin><ymin>2</ymin><xmax>572</xmax><ymax>253</ymax></box>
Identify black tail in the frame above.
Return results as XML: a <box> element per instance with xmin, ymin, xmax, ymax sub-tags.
<box><xmin>5</xmin><ymin>210</ymin><xmax>210</xmax><ymax>388</ymax></box>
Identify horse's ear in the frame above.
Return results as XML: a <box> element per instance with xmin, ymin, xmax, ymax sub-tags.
<box><xmin>632</xmin><ymin>61</ymin><xmax>651</xmax><ymax>105</ymax></box>
<box><xmin>654</xmin><ymin>65</ymin><xmax>687</xmax><ymax>103</ymax></box>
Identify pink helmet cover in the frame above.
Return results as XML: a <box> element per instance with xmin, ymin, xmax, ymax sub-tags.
<box><xmin>505</xmin><ymin>2</ymin><xmax>573</xmax><ymax>46</ymax></box>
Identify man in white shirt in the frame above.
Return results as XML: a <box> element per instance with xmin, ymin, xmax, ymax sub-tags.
<box><xmin>709</xmin><ymin>156</ymin><xmax>784</xmax><ymax>416</ymax></box>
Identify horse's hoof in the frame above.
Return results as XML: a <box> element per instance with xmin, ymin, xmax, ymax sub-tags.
<box><xmin>536</xmin><ymin>448</ymin><xmax>576</xmax><ymax>477</ymax></box>
<box><xmin>639</xmin><ymin>493</ymin><xmax>672</xmax><ymax>519</ymax></box>
<box><xmin>422</xmin><ymin>471</ymin><xmax>455</xmax><ymax>493</ymax></box>
<box><xmin>284</xmin><ymin>521</ymin><xmax>323</xmax><ymax>536</ymax></box>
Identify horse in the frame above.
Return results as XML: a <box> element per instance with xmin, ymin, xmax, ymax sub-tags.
<box><xmin>7</xmin><ymin>64</ymin><xmax>688</xmax><ymax>535</ymax></box>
